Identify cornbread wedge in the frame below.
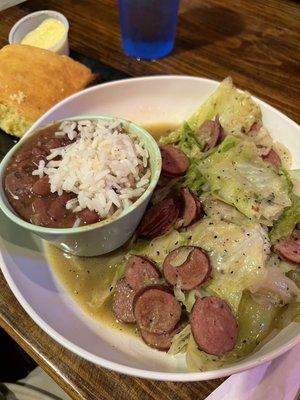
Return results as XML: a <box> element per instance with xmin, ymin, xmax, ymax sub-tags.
<box><xmin>0</xmin><ymin>44</ymin><xmax>94</xmax><ymax>137</ymax></box>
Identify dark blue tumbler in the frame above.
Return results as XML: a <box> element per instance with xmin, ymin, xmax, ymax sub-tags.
<box><xmin>118</xmin><ymin>0</ymin><xmax>180</xmax><ymax>60</ymax></box>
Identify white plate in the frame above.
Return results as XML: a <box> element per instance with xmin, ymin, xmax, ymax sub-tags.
<box><xmin>0</xmin><ymin>76</ymin><xmax>299</xmax><ymax>381</ymax></box>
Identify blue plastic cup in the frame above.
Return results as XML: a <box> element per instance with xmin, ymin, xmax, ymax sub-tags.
<box><xmin>118</xmin><ymin>0</ymin><xmax>180</xmax><ymax>60</ymax></box>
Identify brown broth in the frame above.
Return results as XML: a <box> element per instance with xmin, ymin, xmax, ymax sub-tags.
<box><xmin>46</xmin><ymin>123</ymin><xmax>176</xmax><ymax>335</ymax></box>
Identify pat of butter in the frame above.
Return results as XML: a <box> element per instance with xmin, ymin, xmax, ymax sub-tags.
<box><xmin>21</xmin><ymin>18</ymin><xmax>65</xmax><ymax>50</ymax></box>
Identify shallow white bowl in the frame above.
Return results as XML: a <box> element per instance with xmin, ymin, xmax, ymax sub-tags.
<box><xmin>0</xmin><ymin>76</ymin><xmax>299</xmax><ymax>381</ymax></box>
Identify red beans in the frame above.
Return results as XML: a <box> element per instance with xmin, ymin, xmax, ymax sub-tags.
<box><xmin>15</xmin><ymin>150</ymin><xmax>32</xmax><ymax>163</ymax></box>
<box><xmin>163</xmin><ymin>246</ymin><xmax>211</xmax><ymax>290</ymax></box>
<box><xmin>31</xmin><ymin>198</ymin><xmax>51</xmax><ymax>226</ymax></box>
<box><xmin>31</xmin><ymin>146</ymin><xmax>48</xmax><ymax>158</ymax></box>
<box><xmin>134</xmin><ymin>285</ymin><xmax>181</xmax><ymax>334</ymax></box>
<box><xmin>5</xmin><ymin>171</ymin><xmax>35</xmax><ymax>198</ymax></box>
<box><xmin>159</xmin><ymin>144</ymin><xmax>189</xmax><ymax>177</ymax></box>
<box><xmin>48</xmin><ymin>193</ymin><xmax>71</xmax><ymax>221</ymax></box>
<box><xmin>32</xmin><ymin>176</ymin><xmax>51</xmax><ymax>196</ymax></box>
<box><xmin>190</xmin><ymin>297</ymin><xmax>238</xmax><ymax>356</ymax></box>
<box><xmin>44</xmin><ymin>138</ymin><xmax>62</xmax><ymax>151</ymax></box>
<box><xmin>76</xmin><ymin>209</ymin><xmax>100</xmax><ymax>225</ymax></box>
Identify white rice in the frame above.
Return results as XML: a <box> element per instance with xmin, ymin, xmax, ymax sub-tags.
<box><xmin>32</xmin><ymin>120</ymin><xmax>151</xmax><ymax>218</ymax></box>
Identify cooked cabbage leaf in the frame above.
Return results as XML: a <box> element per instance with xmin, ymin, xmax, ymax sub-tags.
<box><xmin>130</xmin><ymin>229</ymin><xmax>189</xmax><ymax>265</ymax></box>
<box><xmin>198</xmin><ymin>135</ymin><xmax>291</xmax><ymax>224</ymax></box>
<box><xmin>249</xmin><ymin>267</ymin><xmax>300</xmax><ymax>305</ymax></box>
<box><xmin>160</xmin><ymin>77</ymin><xmax>262</xmax><ymax>147</ymax></box>
<box><xmin>187</xmin><ymin>77</ymin><xmax>262</xmax><ymax>136</ymax></box>
<box><xmin>290</xmin><ymin>170</ymin><xmax>300</xmax><ymax>196</ymax></box>
<box><xmin>187</xmin><ymin>215</ymin><xmax>269</xmax><ymax>313</ymax></box>
<box><xmin>168</xmin><ymin>324</ymin><xmax>191</xmax><ymax>355</ymax></box>
<box><xmin>183</xmin><ymin>158</ymin><xmax>206</xmax><ymax>195</ymax></box>
<box><xmin>269</xmin><ymin>195</ymin><xmax>300</xmax><ymax>243</ymax></box>
<box><xmin>177</xmin><ymin>122</ymin><xmax>204</xmax><ymax>158</ymax></box>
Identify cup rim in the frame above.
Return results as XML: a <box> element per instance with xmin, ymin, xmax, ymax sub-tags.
<box><xmin>8</xmin><ymin>9</ymin><xmax>69</xmax><ymax>53</ymax></box>
<box><xmin>0</xmin><ymin>116</ymin><xmax>162</xmax><ymax>235</ymax></box>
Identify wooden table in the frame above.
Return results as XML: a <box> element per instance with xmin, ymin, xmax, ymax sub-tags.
<box><xmin>0</xmin><ymin>1</ymin><xmax>299</xmax><ymax>399</ymax></box>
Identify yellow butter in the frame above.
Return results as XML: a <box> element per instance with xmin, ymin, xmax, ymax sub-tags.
<box><xmin>21</xmin><ymin>18</ymin><xmax>65</xmax><ymax>50</ymax></box>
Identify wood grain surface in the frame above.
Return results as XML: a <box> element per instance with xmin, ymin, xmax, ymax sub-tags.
<box><xmin>0</xmin><ymin>1</ymin><xmax>299</xmax><ymax>399</ymax></box>
<box><xmin>0</xmin><ymin>0</ymin><xmax>299</xmax><ymax>122</ymax></box>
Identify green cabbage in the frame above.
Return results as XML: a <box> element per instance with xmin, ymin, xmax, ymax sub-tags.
<box><xmin>183</xmin><ymin>158</ymin><xmax>206</xmax><ymax>196</ymax></box>
<box><xmin>187</xmin><ymin>216</ymin><xmax>269</xmax><ymax>313</ymax></box>
<box><xmin>199</xmin><ymin>135</ymin><xmax>291</xmax><ymax>224</ymax></box>
<box><xmin>187</xmin><ymin>77</ymin><xmax>262</xmax><ymax>136</ymax></box>
<box><xmin>129</xmin><ymin>229</ymin><xmax>189</xmax><ymax>266</ymax></box>
<box><xmin>160</xmin><ymin>77</ymin><xmax>262</xmax><ymax>146</ymax></box>
<box><xmin>270</xmin><ymin>195</ymin><xmax>300</xmax><ymax>243</ymax></box>
<box><xmin>177</xmin><ymin>122</ymin><xmax>204</xmax><ymax>158</ymax></box>
<box><xmin>290</xmin><ymin>170</ymin><xmax>300</xmax><ymax>196</ymax></box>
<box><xmin>168</xmin><ymin>324</ymin><xmax>191</xmax><ymax>355</ymax></box>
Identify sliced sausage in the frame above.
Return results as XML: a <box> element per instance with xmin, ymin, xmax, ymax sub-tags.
<box><xmin>262</xmin><ymin>149</ymin><xmax>281</xmax><ymax>169</ymax></box>
<box><xmin>134</xmin><ymin>285</ymin><xmax>181</xmax><ymax>334</ymax></box>
<box><xmin>77</xmin><ymin>209</ymin><xmax>100</xmax><ymax>225</ymax></box>
<box><xmin>112</xmin><ymin>278</ymin><xmax>136</xmax><ymax>323</ymax></box>
<box><xmin>180</xmin><ymin>187</ymin><xmax>203</xmax><ymax>227</ymax></box>
<box><xmin>138</xmin><ymin>198</ymin><xmax>179</xmax><ymax>238</ymax></box>
<box><xmin>48</xmin><ymin>193</ymin><xmax>72</xmax><ymax>221</ymax></box>
<box><xmin>31</xmin><ymin>146</ymin><xmax>48</xmax><ymax>158</ymax></box>
<box><xmin>159</xmin><ymin>144</ymin><xmax>189</xmax><ymax>178</ymax></box>
<box><xmin>125</xmin><ymin>255</ymin><xmax>161</xmax><ymax>290</ymax></box>
<box><xmin>163</xmin><ymin>246</ymin><xmax>211</xmax><ymax>290</ymax></box>
<box><xmin>140</xmin><ymin>319</ymin><xmax>188</xmax><ymax>351</ymax></box>
<box><xmin>273</xmin><ymin>238</ymin><xmax>300</xmax><ymax>265</ymax></box>
<box><xmin>32</xmin><ymin>176</ymin><xmax>51</xmax><ymax>196</ymax></box>
<box><xmin>146</xmin><ymin>205</ymin><xmax>179</xmax><ymax>238</ymax></box>
<box><xmin>190</xmin><ymin>296</ymin><xmax>238</xmax><ymax>356</ymax></box>
<box><xmin>5</xmin><ymin>171</ymin><xmax>35</xmax><ymax>199</ymax></box>
<box><xmin>196</xmin><ymin>117</ymin><xmax>224</xmax><ymax>151</ymax></box>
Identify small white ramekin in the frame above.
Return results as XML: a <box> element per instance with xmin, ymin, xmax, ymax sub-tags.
<box><xmin>8</xmin><ymin>10</ymin><xmax>69</xmax><ymax>55</ymax></box>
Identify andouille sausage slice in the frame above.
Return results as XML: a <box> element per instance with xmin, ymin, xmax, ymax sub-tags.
<box><xmin>190</xmin><ymin>296</ymin><xmax>238</xmax><ymax>356</ymax></box>
<box><xmin>163</xmin><ymin>246</ymin><xmax>211</xmax><ymax>290</ymax></box>
<box><xmin>140</xmin><ymin>319</ymin><xmax>188</xmax><ymax>351</ymax></box>
<box><xmin>138</xmin><ymin>198</ymin><xmax>179</xmax><ymax>238</ymax></box>
<box><xmin>125</xmin><ymin>255</ymin><xmax>161</xmax><ymax>290</ymax></box>
<box><xmin>146</xmin><ymin>204</ymin><xmax>179</xmax><ymax>239</ymax></box>
<box><xmin>273</xmin><ymin>238</ymin><xmax>300</xmax><ymax>265</ymax></box>
<box><xmin>134</xmin><ymin>285</ymin><xmax>181</xmax><ymax>334</ymax></box>
<box><xmin>196</xmin><ymin>118</ymin><xmax>224</xmax><ymax>151</ymax></box>
<box><xmin>159</xmin><ymin>144</ymin><xmax>189</xmax><ymax>178</ymax></box>
<box><xmin>180</xmin><ymin>187</ymin><xmax>203</xmax><ymax>227</ymax></box>
<box><xmin>262</xmin><ymin>149</ymin><xmax>281</xmax><ymax>169</ymax></box>
<box><xmin>112</xmin><ymin>278</ymin><xmax>136</xmax><ymax>323</ymax></box>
